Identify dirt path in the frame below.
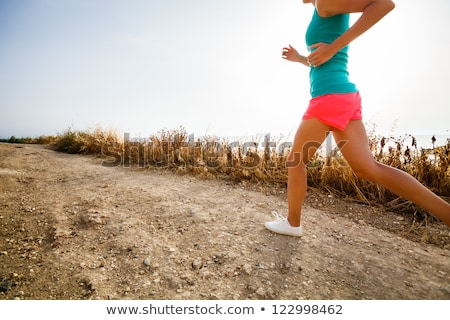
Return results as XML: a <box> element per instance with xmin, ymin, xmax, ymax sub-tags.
<box><xmin>0</xmin><ymin>143</ymin><xmax>449</xmax><ymax>300</ymax></box>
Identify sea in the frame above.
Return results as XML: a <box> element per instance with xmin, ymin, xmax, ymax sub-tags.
<box><xmin>217</xmin><ymin>133</ymin><xmax>449</xmax><ymax>152</ymax></box>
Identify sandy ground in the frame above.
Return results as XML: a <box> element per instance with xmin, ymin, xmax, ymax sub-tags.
<box><xmin>0</xmin><ymin>143</ymin><xmax>449</xmax><ymax>300</ymax></box>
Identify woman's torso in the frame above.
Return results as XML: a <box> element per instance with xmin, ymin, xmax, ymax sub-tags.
<box><xmin>305</xmin><ymin>9</ymin><xmax>358</xmax><ymax>98</ymax></box>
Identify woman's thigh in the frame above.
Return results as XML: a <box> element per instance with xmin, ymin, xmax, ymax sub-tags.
<box><xmin>288</xmin><ymin>118</ymin><xmax>332</xmax><ymax>167</ymax></box>
<box><xmin>331</xmin><ymin>120</ymin><xmax>378</xmax><ymax>175</ymax></box>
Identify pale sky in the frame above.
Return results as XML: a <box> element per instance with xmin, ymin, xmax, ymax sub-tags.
<box><xmin>0</xmin><ymin>0</ymin><xmax>449</xmax><ymax>140</ymax></box>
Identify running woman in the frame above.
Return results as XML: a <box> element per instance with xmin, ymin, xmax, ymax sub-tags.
<box><xmin>265</xmin><ymin>0</ymin><xmax>450</xmax><ymax>236</ymax></box>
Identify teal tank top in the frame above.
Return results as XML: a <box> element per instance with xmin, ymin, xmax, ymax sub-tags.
<box><xmin>305</xmin><ymin>9</ymin><xmax>358</xmax><ymax>98</ymax></box>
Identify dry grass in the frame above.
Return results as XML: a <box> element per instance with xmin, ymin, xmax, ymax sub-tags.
<box><xmin>10</xmin><ymin>125</ymin><xmax>448</xmax><ymax>223</ymax></box>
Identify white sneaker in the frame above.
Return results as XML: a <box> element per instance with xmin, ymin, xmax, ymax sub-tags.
<box><xmin>264</xmin><ymin>211</ymin><xmax>303</xmax><ymax>237</ymax></box>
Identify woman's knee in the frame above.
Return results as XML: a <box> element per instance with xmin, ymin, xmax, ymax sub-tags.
<box><xmin>350</xmin><ymin>160</ymin><xmax>381</xmax><ymax>181</ymax></box>
<box><xmin>287</xmin><ymin>142</ymin><xmax>322</xmax><ymax>168</ymax></box>
<box><xmin>286</xmin><ymin>150</ymin><xmax>305</xmax><ymax>169</ymax></box>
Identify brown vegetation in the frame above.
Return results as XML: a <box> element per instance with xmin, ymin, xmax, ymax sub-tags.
<box><xmin>43</xmin><ymin>126</ymin><xmax>450</xmax><ymax>224</ymax></box>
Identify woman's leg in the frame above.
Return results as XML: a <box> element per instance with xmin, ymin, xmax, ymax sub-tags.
<box><xmin>265</xmin><ymin>117</ymin><xmax>331</xmax><ymax>236</ymax></box>
<box><xmin>287</xmin><ymin>118</ymin><xmax>331</xmax><ymax>227</ymax></box>
<box><xmin>332</xmin><ymin>120</ymin><xmax>450</xmax><ymax>227</ymax></box>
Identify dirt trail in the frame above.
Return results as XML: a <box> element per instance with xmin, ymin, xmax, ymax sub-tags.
<box><xmin>0</xmin><ymin>143</ymin><xmax>449</xmax><ymax>300</ymax></box>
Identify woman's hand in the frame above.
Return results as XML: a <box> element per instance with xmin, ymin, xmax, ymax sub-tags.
<box><xmin>282</xmin><ymin>45</ymin><xmax>310</xmax><ymax>67</ymax></box>
<box><xmin>307</xmin><ymin>42</ymin><xmax>338</xmax><ymax>67</ymax></box>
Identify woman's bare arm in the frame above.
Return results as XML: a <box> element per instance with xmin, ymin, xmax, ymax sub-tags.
<box><xmin>307</xmin><ymin>0</ymin><xmax>395</xmax><ymax>67</ymax></box>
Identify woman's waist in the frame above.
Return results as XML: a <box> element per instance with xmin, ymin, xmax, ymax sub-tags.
<box><xmin>310</xmin><ymin>67</ymin><xmax>352</xmax><ymax>84</ymax></box>
<box><xmin>310</xmin><ymin>71</ymin><xmax>357</xmax><ymax>98</ymax></box>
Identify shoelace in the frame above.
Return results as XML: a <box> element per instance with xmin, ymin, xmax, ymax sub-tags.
<box><xmin>271</xmin><ymin>211</ymin><xmax>286</xmax><ymax>221</ymax></box>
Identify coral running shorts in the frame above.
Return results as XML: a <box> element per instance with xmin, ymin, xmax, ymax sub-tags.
<box><xmin>302</xmin><ymin>92</ymin><xmax>362</xmax><ymax>131</ymax></box>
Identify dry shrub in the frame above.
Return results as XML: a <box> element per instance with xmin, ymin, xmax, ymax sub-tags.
<box><xmin>79</xmin><ymin>127</ymin><xmax>120</xmax><ymax>154</ymax></box>
<box><xmin>53</xmin><ymin>127</ymin><xmax>120</xmax><ymax>155</ymax></box>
